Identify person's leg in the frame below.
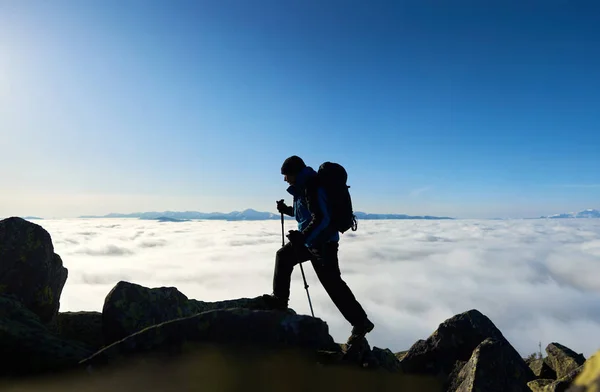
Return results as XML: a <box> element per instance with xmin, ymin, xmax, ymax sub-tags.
<box><xmin>310</xmin><ymin>243</ymin><xmax>372</xmax><ymax>332</ymax></box>
<box><xmin>266</xmin><ymin>242</ymin><xmax>312</xmax><ymax>308</ymax></box>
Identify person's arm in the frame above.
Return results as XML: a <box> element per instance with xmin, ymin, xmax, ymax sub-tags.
<box><xmin>277</xmin><ymin>200</ymin><xmax>295</xmax><ymax>217</ymax></box>
<box><xmin>283</xmin><ymin>205</ymin><xmax>294</xmax><ymax>217</ymax></box>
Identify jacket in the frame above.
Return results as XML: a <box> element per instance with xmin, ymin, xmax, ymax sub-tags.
<box><xmin>285</xmin><ymin>166</ymin><xmax>340</xmax><ymax>248</ymax></box>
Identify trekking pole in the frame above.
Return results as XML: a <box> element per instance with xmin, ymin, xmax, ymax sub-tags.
<box><xmin>280</xmin><ymin>208</ymin><xmax>314</xmax><ymax>317</ymax></box>
<box><xmin>281</xmin><ymin>210</ymin><xmax>285</xmax><ymax>247</ymax></box>
<box><xmin>299</xmin><ymin>259</ymin><xmax>314</xmax><ymax>318</ymax></box>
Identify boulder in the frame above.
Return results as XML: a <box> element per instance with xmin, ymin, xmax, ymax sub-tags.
<box><xmin>529</xmin><ymin>357</ymin><xmax>557</xmax><ymax>379</ymax></box>
<box><xmin>568</xmin><ymin>350</ymin><xmax>600</xmax><ymax>392</ymax></box>
<box><xmin>371</xmin><ymin>347</ymin><xmax>402</xmax><ymax>372</ymax></box>
<box><xmin>448</xmin><ymin>338</ymin><xmax>534</xmax><ymax>392</ymax></box>
<box><xmin>334</xmin><ymin>340</ymin><xmax>402</xmax><ymax>371</ymax></box>
<box><xmin>0</xmin><ymin>294</ymin><xmax>93</xmax><ymax>377</ymax></box>
<box><xmin>102</xmin><ymin>280</ymin><xmax>295</xmax><ymax>345</ymax></box>
<box><xmin>82</xmin><ymin>307</ymin><xmax>338</xmax><ymax>369</ymax></box>
<box><xmin>546</xmin><ymin>343</ymin><xmax>586</xmax><ymax>380</ymax></box>
<box><xmin>399</xmin><ymin>309</ymin><xmax>511</xmax><ymax>381</ymax></box>
<box><xmin>0</xmin><ymin>217</ymin><xmax>68</xmax><ymax>323</ymax></box>
<box><xmin>49</xmin><ymin>311</ymin><xmax>104</xmax><ymax>352</ymax></box>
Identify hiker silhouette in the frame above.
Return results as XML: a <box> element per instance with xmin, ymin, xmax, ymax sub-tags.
<box><xmin>262</xmin><ymin>155</ymin><xmax>374</xmax><ymax>344</ymax></box>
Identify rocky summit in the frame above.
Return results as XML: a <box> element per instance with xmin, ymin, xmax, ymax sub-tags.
<box><xmin>0</xmin><ymin>216</ymin><xmax>597</xmax><ymax>392</ymax></box>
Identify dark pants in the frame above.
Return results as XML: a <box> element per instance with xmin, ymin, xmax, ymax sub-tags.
<box><xmin>273</xmin><ymin>241</ymin><xmax>368</xmax><ymax>326</ymax></box>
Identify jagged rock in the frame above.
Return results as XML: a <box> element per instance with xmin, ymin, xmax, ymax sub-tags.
<box><xmin>0</xmin><ymin>217</ymin><xmax>68</xmax><ymax>323</ymax></box>
<box><xmin>49</xmin><ymin>311</ymin><xmax>104</xmax><ymax>352</ymax></box>
<box><xmin>82</xmin><ymin>307</ymin><xmax>338</xmax><ymax>368</ymax></box>
<box><xmin>371</xmin><ymin>347</ymin><xmax>402</xmax><ymax>372</ymax></box>
<box><xmin>0</xmin><ymin>294</ymin><xmax>93</xmax><ymax>376</ymax></box>
<box><xmin>568</xmin><ymin>350</ymin><xmax>600</xmax><ymax>392</ymax></box>
<box><xmin>529</xmin><ymin>357</ymin><xmax>558</xmax><ymax>379</ymax></box>
<box><xmin>528</xmin><ymin>379</ymin><xmax>554</xmax><ymax>391</ymax></box>
<box><xmin>448</xmin><ymin>338</ymin><xmax>534</xmax><ymax>392</ymax></box>
<box><xmin>332</xmin><ymin>341</ymin><xmax>403</xmax><ymax>372</ymax></box>
<box><xmin>542</xmin><ymin>365</ymin><xmax>584</xmax><ymax>391</ymax></box>
<box><xmin>447</xmin><ymin>360</ymin><xmax>469</xmax><ymax>391</ymax></box>
<box><xmin>546</xmin><ymin>343</ymin><xmax>586</xmax><ymax>379</ymax></box>
<box><xmin>399</xmin><ymin>309</ymin><xmax>511</xmax><ymax>381</ymax></box>
<box><xmin>102</xmin><ymin>281</ymin><xmax>296</xmax><ymax>345</ymax></box>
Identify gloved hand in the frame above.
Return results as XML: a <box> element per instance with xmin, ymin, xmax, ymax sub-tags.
<box><xmin>276</xmin><ymin>199</ymin><xmax>288</xmax><ymax>214</ymax></box>
<box><xmin>286</xmin><ymin>230</ymin><xmax>305</xmax><ymax>246</ymax></box>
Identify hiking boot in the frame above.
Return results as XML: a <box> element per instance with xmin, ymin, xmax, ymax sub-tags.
<box><xmin>261</xmin><ymin>294</ymin><xmax>288</xmax><ymax>310</ymax></box>
<box><xmin>347</xmin><ymin>318</ymin><xmax>374</xmax><ymax>345</ymax></box>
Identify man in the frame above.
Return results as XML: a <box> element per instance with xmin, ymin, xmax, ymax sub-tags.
<box><xmin>262</xmin><ymin>155</ymin><xmax>374</xmax><ymax>344</ymax></box>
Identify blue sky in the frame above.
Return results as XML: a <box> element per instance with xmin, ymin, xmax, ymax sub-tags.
<box><xmin>1</xmin><ymin>0</ymin><xmax>599</xmax><ymax>219</ymax></box>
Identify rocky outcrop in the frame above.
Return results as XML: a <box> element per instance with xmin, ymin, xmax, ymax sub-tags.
<box><xmin>83</xmin><ymin>307</ymin><xmax>339</xmax><ymax>368</ymax></box>
<box><xmin>448</xmin><ymin>338</ymin><xmax>534</xmax><ymax>392</ymax></box>
<box><xmin>0</xmin><ymin>294</ymin><xmax>93</xmax><ymax>377</ymax></box>
<box><xmin>0</xmin><ymin>217</ymin><xmax>68</xmax><ymax>323</ymax></box>
<box><xmin>529</xmin><ymin>357</ymin><xmax>557</xmax><ymax>379</ymax></box>
<box><xmin>372</xmin><ymin>347</ymin><xmax>402</xmax><ymax>372</ymax></box>
<box><xmin>399</xmin><ymin>309</ymin><xmax>517</xmax><ymax>384</ymax></box>
<box><xmin>394</xmin><ymin>309</ymin><xmax>558</xmax><ymax>391</ymax></box>
<box><xmin>102</xmin><ymin>280</ymin><xmax>295</xmax><ymax>345</ymax></box>
<box><xmin>546</xmin><ymin>342</ymin><xmax>587</xmax><ymax>379</ymax></box>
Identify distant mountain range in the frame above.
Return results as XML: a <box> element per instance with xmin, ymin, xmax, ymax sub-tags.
<box><xmin>354</xmin><ymin>212</ymin><xmax>454</xmax><ymax>220</ymax></box>
<box><xmin>78</xmin><ymin>209</ymin><xmax>454</xmax><ymax>221</ymax></box>
<box><xmin>539</xmin><ymin>209</ymin><xmax>600</xmax><ymax>219</ymax></box>
<box><xmin>142</xmin><ymin>216</ymin><xmax>191</xmax><ymax>223</ymax></box>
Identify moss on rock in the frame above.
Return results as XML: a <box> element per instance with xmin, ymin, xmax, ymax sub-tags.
<box><xmin>547</xmin><ymin>342</ymin><xmax>586</xmax><ymax>380</ymax></box>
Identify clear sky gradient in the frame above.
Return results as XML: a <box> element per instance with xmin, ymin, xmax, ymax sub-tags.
<box><xmin>1</xmin><ymin>0</ymin><xmax>599</xmax><ymax>219</ymax></box>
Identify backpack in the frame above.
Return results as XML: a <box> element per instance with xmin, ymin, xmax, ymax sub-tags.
<box><xmin>316</xmin><ymin>162</ymin><xmax>358</xmax><ymax>234</ymax></box>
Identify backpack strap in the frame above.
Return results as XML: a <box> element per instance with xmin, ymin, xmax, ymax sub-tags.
<box><xmin>301</xmin><ymin>176</ymin><xmax>332</xmax><ymax>246</ymax></box>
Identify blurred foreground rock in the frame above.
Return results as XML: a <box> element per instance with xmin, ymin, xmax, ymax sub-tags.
<box><xmin>0</xmin><ymin>217</ymin><xmax>597</xmax><ymax>392</ymax></box>
<box><xmin>568</xmin><ymin>350</ymin><xmax>600</xmax><ymax>391</ymax></box>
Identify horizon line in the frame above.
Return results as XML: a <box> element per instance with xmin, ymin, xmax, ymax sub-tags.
<box><xmin>7</xmin><ymin>207</ymin><xmax>600</xmax><ymax>221</ymax></box>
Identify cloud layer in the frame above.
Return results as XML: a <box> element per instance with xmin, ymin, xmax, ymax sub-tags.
<box><xmin>40</xmin><ymin>218</ymin><xmax>600</xmax><ymax>358</ymax></box>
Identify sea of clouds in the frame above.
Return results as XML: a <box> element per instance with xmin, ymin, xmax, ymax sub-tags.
<box><xmin>38</xmin><ymin>218</ymin><xmax>600</xmax><ymax>358</ymax></box>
